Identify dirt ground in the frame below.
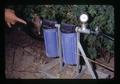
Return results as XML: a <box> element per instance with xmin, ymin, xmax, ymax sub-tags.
<box><xmin>5</xmin><ymin>29</ymin><xmax>114</xmax><ymax>79</ymax></box>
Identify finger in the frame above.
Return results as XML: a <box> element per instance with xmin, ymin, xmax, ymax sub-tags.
<box><xmin>11</xmin><ymin>22</ymin><xmax>15</xmax><ymax>25</ymax></box>
<box><xmin>16</xmin><ymin>17</ymin><xmax>27</xmax><ymax>24</ymax></box>
<box><xmin>11</xmin><ymin>9</ymin><xmax>15</xmax><ymax>13</ymax></box>
<box><xmin>5</xmin><ymin>8</ymin><xmax>15</xmax><ymax>13</ymax></box>
<box><xmin>7</xmin><ymin>22</ymin><xmax>11</xmax><ymax>28</ymax></box>
<box><xmin>8</xmin><ymin>9</ymin><xmax>15</xmax><ymax>13</ymax></box>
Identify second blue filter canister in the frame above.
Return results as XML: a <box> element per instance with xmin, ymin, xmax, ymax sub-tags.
<box><xmin>42</xmin><ymin>20</ymin><xmax>58</xmax><ymax>57</ymax></box>
<box><xmin>61</xmin><ymin>24</ymin><xmax>77</xmax><ymax>65</ymax></box>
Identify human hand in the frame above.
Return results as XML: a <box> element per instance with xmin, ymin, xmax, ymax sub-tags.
<box><xmin>5</xmin><ymin>8</ymin><xmax>27</xmax><ymax>28</ymax></box>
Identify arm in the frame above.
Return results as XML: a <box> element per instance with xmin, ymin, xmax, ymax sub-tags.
<box><xmin>5</xmin><ymin>8</ymin><xmax>27</xmax><ymax>28</ymax></box>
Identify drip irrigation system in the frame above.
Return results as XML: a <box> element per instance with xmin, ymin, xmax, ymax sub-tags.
<box><xmin>20</xmin><ymin>13</ymin><xmax>114</xmax><ymax>79</ymax></box>
<box><xmin>55</xmin><ymin>13</ymin><xmax>114</xmax><ymax>79</ymax></box>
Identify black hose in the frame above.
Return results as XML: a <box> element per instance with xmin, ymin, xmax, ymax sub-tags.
<box><xmin>90</xmin><ymin>30</ymin><xmax>114</xmax><ymax>41</ymax></box>
<box><xmin>102</xmin><ymin>33</ymin><xmax>114</xmax><ymax>41</ymax></box>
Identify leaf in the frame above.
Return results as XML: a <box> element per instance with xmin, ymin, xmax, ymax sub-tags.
<box><xmin>87</xmin><ymin>47</ymin><xmax>97</xmax><ymax>59</ymax></box>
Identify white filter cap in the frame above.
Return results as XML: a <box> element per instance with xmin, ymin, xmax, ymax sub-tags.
<box><xmin>80</xmin><ymin>14</ymin><xmax>88</xmax><ymax>23</ymax></box>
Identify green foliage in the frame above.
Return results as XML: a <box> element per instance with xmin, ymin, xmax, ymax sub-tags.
<box><xmin>88</xmin><ymin>47</ymin><xmax>97</xmax><ymax>59</ymax></box>
<box><xmin>22</xmin><ymin>5</ymin><xmax>114</xmax><ymax>59</ymax></box>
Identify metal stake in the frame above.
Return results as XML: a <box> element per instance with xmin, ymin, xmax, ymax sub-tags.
<box><xmin>77</xmin><ymin>41</ymin><xmax>96</xmax><ymax>79</ymax></box>
<box><xmin>75</xmin><ymin>26</ymin><xmax>96</xmax><ymax>79</ymax></box>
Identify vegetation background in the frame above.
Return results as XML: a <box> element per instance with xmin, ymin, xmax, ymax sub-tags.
<box><xmin>8</xmin><ymin>5</ymin><xmax>114</xmax><ymax>60</ymax></box>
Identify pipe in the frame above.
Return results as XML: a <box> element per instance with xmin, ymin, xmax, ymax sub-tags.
<box><xmin>55</xmin><ymin>24</ymin><xmax>63</xmax><ymax>71</ymax></box>
<box><xmin>88</xmin><ymin>58</ymin><xmax>114</xmax><ymax>72</ymax></box>
<box><xmin>76</xmin><ymin>31</ymin><xmax>80</xmax><ymax>74</ymax></box>
<box><xmin>78</xmin><ymin>41</ymin><xmax>96</xmax><ymax>79</ymax></box>
<box><xmin>75</xmin><ymin>27</ymin><xmax>90</xmax><ymax>34</ymax></box>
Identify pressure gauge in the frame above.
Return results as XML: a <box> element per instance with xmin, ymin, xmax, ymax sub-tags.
<box><xmin>79</xmin><ymin>14</ymin><xmax>88</xmax><ymax>23</ymax></box>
